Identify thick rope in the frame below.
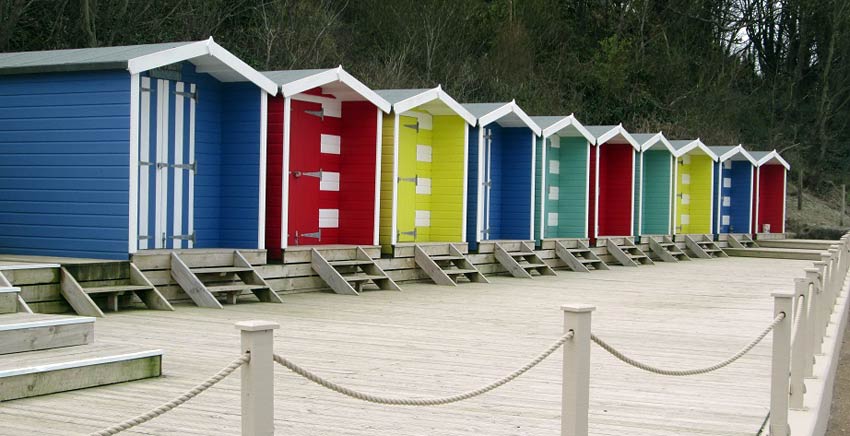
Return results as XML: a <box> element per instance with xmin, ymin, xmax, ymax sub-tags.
<box><xmin>88</xmin><ymin>353</ymin><xmax>249</xmax><ymax>436</ymax></box>
<box><xmin>591</xmin><ymin>312</ymin><xmax>786</xmax><ymax>376</ymax></box>
<box><xmin>273</xmin><ymin>331</ymin><xmax>574</xmax><ymax>406</ymax></box>
<box><xmin>790</xmin><ymin>295</ymin><xmax>806</xmax><ymax>349</ymax></box>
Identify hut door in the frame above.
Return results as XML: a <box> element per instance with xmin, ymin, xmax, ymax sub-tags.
<box><xmin>137</xmin><ymin>77</ymin><xmax>196</xmax><ymax>250</ymax></box>
<box><xmin>481</xmin><ymin>127</ymin><xmax>494</xmax><ymax>239</ymax></box>
<box><xmin>287</xmin><ymin>100</ymin><xmax>323</xmax><ymax>246</ymax></box>
<box><xmin>676</xmin><ymin>155</ymin><xmax>692</xmax><ymax>233</ymax></box>
<box><xmin>396</xmin><ymin>115</ymin><xmax>418</xmax><ymax>242</ymax></box>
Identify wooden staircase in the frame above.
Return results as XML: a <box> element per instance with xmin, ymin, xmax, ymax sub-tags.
<box><xmin>493</xmin><ymin>242</ymin><xmax>557</xmax><ymax>278</ymax></box>
<box><xmin>553</xmin><ymin>240</ymin><xmax>609</xmax><ymax>272</ymax></box>
<box><xmin>311</xmin><ymin>247</ymin><xmax>400</xmax><ymax>295</ymax></box>
<box><xmin>605</xmin><ymin>238</ymin><xmax>655</xmax><ymax>266</ymax></box>
<box><xmin>727</xmin><ymin>233</ymin><xmax>759</xmax><ymax>248</ymax></box>
<box><xmin>59</xmin><ymin>262</ymin><xmax>173</xmax><ymax>317</ymax></box>
<box><xmin>414</xmin><ymin>244</ymin><xmax>489</xmax><ymax>286</ymax></box>
<box><xmin>684</xmin><ymin>234</ymin><xmax>728</xmax><ymax>259</ymax></box>
<box><xmin>646</xmin><ymin>235</ymin><xmax>691</xmax><ymax>262</ymax></box>
<box><xmin>0</xmin><ymin>313</ymin><xmax>161</xmax><ymax>401</ymax></box>
<box><xmin>170</xmin><ymin>250</ymin><xmax>283</xmax><ymax>308</ymax></box>
<box><xmin>0</xmin><ymin>273</ymin><xmax>32</xmax><ymax>314</ymax></box>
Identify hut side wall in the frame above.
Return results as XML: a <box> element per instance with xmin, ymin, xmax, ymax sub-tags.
<box><xmin>676</xmin><ymin>154</ymin><xmax>713</xmax><ymax>234</ymax></box>
<box><xmin>553</xmin><ymin>137</ymin><xmax>589</xmax><ymax>238</ymax></box>
<box><xmin>265</xmin><ymin>95</ymin><xmax>284</xmax><ymax>254</ymax></box>
<box><xmin>429</xmin><ymin>115</ymin><xmax>465</xmax><ymax>242</ymax></box>
<box><xmin>379</xmin><ymin>113</ymin><xmax>396</xmax><ymax>252</ymax></box>
<box><xmin>716</xmin><ymin>160</ymin><xmax>753</xmax><ymax>234</ymax></box>
<box><xmin>0</xmin><ymin>70</ymin><xmax>131</xmax><ymax>259</ymax></box>
<box><xmin>489</xmin><ymin>126</ymin><xmax>532</xmax><ymax>240</ymax></box>
<box><xmin>338</xmin><ymin>101</ymin><xmax>379</xmax><ymax>245</ymax></box>
<box><xmin>758</xmin><ymin>164</ymin><xmax>786</xmax><ymax>233</ymax></box>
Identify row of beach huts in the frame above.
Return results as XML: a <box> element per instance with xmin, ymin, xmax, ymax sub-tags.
<box><xmin>0</xmin><ymin>38</ymin><xmax>789</xmax><ymax>263</ymax></box>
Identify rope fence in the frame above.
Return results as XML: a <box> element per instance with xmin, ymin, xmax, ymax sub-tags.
<box><xmin>88</xmin><ymin>353</ymin><xmax>249</xmax><ymax>436</ymax></box>
<box><xmin>273</xmin><ymin>330</ymin><xmax>574</xmax><ymax>406</ymax></box>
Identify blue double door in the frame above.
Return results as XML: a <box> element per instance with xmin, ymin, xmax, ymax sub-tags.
<box><xmin>137</xmin><ymin>76</ymin><xmax>196</xmax><ymax>250</ymax></box>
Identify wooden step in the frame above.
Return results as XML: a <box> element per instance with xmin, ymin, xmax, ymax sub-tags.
<box><xmin>0</xmin><ymin>344</ymin><xmax>162</xmax><ymax>401</ymax></box>
<box><xmin>329</xmin><ymin>260</ymin><xmax>375</xmax><ymax>267</ymax></box>
<box><xmin>430</xmin><ymin>255</ymin><xmax>466</xmax><ymax>261</ymax></box>
<box><xmin>190</xmin><ymin>266</ymin><xmax>253</xmax><ymax>274</ymax></box>
<box><xmin>414</xmin><ymin>244</ymin><xmax>489</xmax><ymax>286</ymax></box>
<box><xmin>494</xmin><ymin>242</ymin><xmax>557</xmax><ymax>278</ymax></box>
<box><xmin>82</xmin><ymin>284</ymin><xmax>154</xmax><ymax>294</ymax></box>
<box><xmin>509</xmin><ymin>252</ymin><xmax>536</xmax><ymax>257</ymax></box>
<box><xmin>0</xmin><ymin>314</ymin><xmax>94</xmax><ymax>354</ymax></box>
<box><xmin>341</xmin><ymin>274</ymin><xmax>386</xmax><ymax>283</ymax></box>
<box><xmin>519</xmin><ymin>262</ymin><xmax>548</xmax><ymax>269</ymax></box>
<box><xmin>443</xmin><ymin>269</ymin><xmax>479</xmax><ymax>276</ymax></box>
<box><xmin>0</xmin><ymin>287</ymin><xmax>18</xmax><ymax>314</ymax></box>
<box><xmin>207</xmin><ymin>283</ymin><xmax>265</xmax><ymax>293</ymax></box>
<box><xmin>554</xmin><ymin>240</ymin><xmax>609</xmax><ymax>272</ymax></box>
<box><xmin>605</xmin><ymin>238</ymin><xmax>654</xmax><ymax>266</ymax></box>
<box><xmin>311</xmin><ymin>247</ymin><xmax>401</xmax><ymax>295</ymax></box>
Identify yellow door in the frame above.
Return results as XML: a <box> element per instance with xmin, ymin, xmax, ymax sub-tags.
<box><xmin>676</xmin><ymin>155</ymin><xmax>692</xmax><ymax>233</ymax></box>
<box><xmin>396</xmin><ymin>115</ymin><xmax>418</xmax><ymax>242</ymax></box>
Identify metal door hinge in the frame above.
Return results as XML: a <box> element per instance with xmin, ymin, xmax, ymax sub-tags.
<box><xmin>139</xmin><ymin>161</ymin><xmax>154</xmax><ymax>167</ymax></box>
<box><xmin>295</xmin><ymin>229</ymin><xmax>321</xmax><ymax>244</ymax></box>
<box><xmin>141</xmin><ymin>85</ymin><xmax>152</xmax><ymax>92</ymax></box>
<box><xmin>171</xmin><ymin>233</ymin><xmax>196</xmax><ymax>243</ymax></box>
<box><xmin>403</xmin><ymin>121</ymin><xmax>420</xmax><ymax>132</ymax></box>
<box><xmin>398</xmin><ymin>229</ymin><xmax>417</xmax><ymax>239</ymax></box>
<box><xmin>305</xmin><ymin>109</ymin><xmax>324</xmax><ymax>120</ymax></box>
<box><xmin>398</xmin><ymin>175</ymin><xmax>418</xmax><ymax>184</ymax></box>
<box><xmin>174</xmin><ymin>90</ymin><xmax>198</xmax><ymax>101</ymax></box>
<box><xmin>483</xmin><ymin>180</ymin><xmax>492</xmax><ymax>187</ymax></box>
<box><xmin>483</xmin><ymin>129</ymin><xmax>493</xmax><ymax>140</ymax></box>
<box><xmin>291</xmin><ymin>170</ymin><xmax>323</xmax><ymax>180</ymax></box>
<box><xmin>172</xmin><ymin>162</ymin><xmax>197</xmax><ymax>172</ymax></box>
<box><xmin>481</xmin><ymin>228</ymin><xmax>490</xmax><ymax>236</ymax></box>
<box><xmin>676</xmin><ymin>193</ymin><xmax>683</xmax><ymax>198</ymax></box>
<box><xmin>137</xmin><ymin>235</ymin><xmax>151</xmax><ymax>241</ymax></box>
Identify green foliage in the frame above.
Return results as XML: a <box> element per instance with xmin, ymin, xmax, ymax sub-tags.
<box><xmin>1</xmin><ymin>0</ymin><xmax>848</xmax><ymax>184</ymax></box>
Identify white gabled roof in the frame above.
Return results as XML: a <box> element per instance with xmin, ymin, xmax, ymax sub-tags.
<box><xmin>263</xmin><ymin>66</ymin><xmax>390</xmax><ymax>112</ymax></box>
<box><xmin>633</xmin><ymin>132</ymin><xmax>675</xmax><ymax>153</ymax></box>
<box><xmin>461</xmin><ymin>101</ymin><xmax>541</xmax><ymax>135</ymax></box>
<box><xmin>374</xmin><ymin>86</ymin><xmax>476</xmax><ymax>126</ymax></box>
<box><xmin>585</xmin><ymin>124</ymin><xmax>640</xmax><ymax>150</ymax></box>
<box><xmin>530</xmin><ymin>114</ymin><xmax>595</xmax><ymax>142</ymax></box>
<box><xmin>749</xmin><ymin>149</ymin><xmax>791</xmax><ymax>170</ymax></box>
<box><xmin>670</xmin><ymin>139</ymin><xmax>718</xmax><ymax>161</ymax></box>
<box><xmin>709</xmin><ymin>145</ymin><xmax>757</xmax><ymax>165</ymax></box>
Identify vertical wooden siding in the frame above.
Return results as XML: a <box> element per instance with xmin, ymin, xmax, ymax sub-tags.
<box><xmin>758</xmin><ymin>165</ymin><xmax>785</xmax><ymax>233</ymax></box>
<box><xmin>430</xmin><ymin>115</ymin><xmax>465</xmax><ymax>242</ymax></box>
<box><xmin>0</xmin><ymin>70</ymin><xmax>131</xmax><ymax>259</ymax></box>
<box><xmin>378</xmin><ymin>114</ymin><xmax>396</xmax><ymax>251</ymax></box>
<box><xmin>554</xmin><ymin>137</ymin><xmax>589</xmax><ymax>238</ymax></box>
<box><xmin>597</xmin><ymin>143</ymin><xmax>633</xmax><ymax>236</ymax></box>
<box><xmin>489</xmin><ymin>126</ymin><xmax>532</xmax><ymax>240</ymax></box>
<box><xmin>676</xmin><ymin>154</ymin><xmax>713</xmax><ymax>234</ymax></box>
<box><xmin>264</xmin><ymin>95</ymin><xmax>284</xmax><ymax>256</ymax></box>
<box><xmin>338</xmin><ymin>102</ymin><xmax>379</xmax><ymax>244</ymax></box>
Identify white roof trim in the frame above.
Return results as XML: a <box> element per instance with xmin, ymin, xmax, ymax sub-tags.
<box><xmin>478</xmin><ymin>101</ymin><xmax>542</xmax><ymax>135</ymax></box>
<box><xmin>674</xmin><ymin>139</ymin><xmax>718</xmax><ymax>161</ymax></box>
<box><xmin>596</xmin><ymin>124</ymin><xmax>640</xmax><ymax>150</ymax></box>
<box><xmin>393</xmin><ymin>86</ymin><xmax>476</xmax><ymax>125</ymax></box>
<box><xmin>278</xmin><ymin>66</ymin><xmax>391</xmax><ymax>112</ymax></box>
<box><xmin>127</xmin><ymin>37</ymin><xmax>278</xmax><ymax>95</ymax></box>
<box><xmin>541</xmin><ymin>114</ymin><xmax>595</xmax><ymax>143</ymax></box>
<box><xmin>719</xmin><ymin>145</ymin><xmax>758</xmax><ymax>165</ymax></box>
<box><xmin>756</xmin><ymin>150</ymin><xmax>791</xmax><ymax>170</ymax></box>
<box><xmin>639</xmin><ymin>132</ymin><xmax>676</xmax><ymax>153</ymax></box>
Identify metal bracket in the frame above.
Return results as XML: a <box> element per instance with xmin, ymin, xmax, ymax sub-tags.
<box><xmin>171</xmin><ymin>233</ymin><xmax>196</xmax><ymax>243</ymax></box>
<box><xmin>305</xmin><ymin>109</ymin><xmax>324</xmax><ymax>120</ymax></box>
<box><xmin>481</xmin><ymin>228</ymin><xmax>490</xmax><ymax>236</ymax></box>
<box><xmin>291</xmin><ymin>169</ymin><xmax>323</xmax><ymax>180</ymax></box>
<box><xmin>173</xmin><ymin>162</ymin><xmax>197</xmax><ymax>172</ymax></box>
<box><xmin>403</xmin><ymin>121</ymin><xmax>420</xmax><ymax>133</ymax></box>
<box><xmin>676</xmin><ymin>193</ymin><xmax>684</xmax><ymax>198</ymax></box>
<box><xmin>397</xmin><ymin>175</ymin><xmax>418</xmax><ymax>185</ymax></box>
<box><xmin>137</xmin><ymin>235</ymin><xmax>151</xmax><ymax>241</ymax></box>
<box><xmin>139</xmin><ymin>161</ymin><xmax>155</xmax><ymax>167</ymax></box>
<box><xmin>398</xmin><ymin>229</ymin><xmax>417</xmax><ymax>239</ymax></box>
<box><xmin>483</xmin><ymin>180</ymin><xmax>492</xmax><ymax>187</ymax></box>
<box><xmin>483</xmin><ymin>129</ymin><xmax>493</xmax><ymax>140</ymax></box>
<box><xmin>173</xmin><ymin>90</ymin><xmax>198</xmax><ymax>101</ymax></box>
<box><xmin>295</xmin><ymin>229</ymin><xmax>321</xmax><ymax>244</ymax></box>
<box><xmin>157</xmin><ymin>162</ymin><xmax>169</xmax><ymax>169</ymax></box>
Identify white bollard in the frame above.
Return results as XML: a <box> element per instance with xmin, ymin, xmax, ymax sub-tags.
<box><xmin>770</xmin><ymin>291</ymin><xmax>793</xmax><ymax>436</ymax></box>
<box><xmin>236</xmin><ymin>320</ymin><xmax>280</xmax><ymax>436</ymax></box>
<box><xmin>790</xmin><ymin>279</ymin><xmax>808</xmax><ymax>410</ymax></box>
<box><xmin>561</xmin><ymin>304</ymin><xmax>594</xmax><ymax>436</ymax></box>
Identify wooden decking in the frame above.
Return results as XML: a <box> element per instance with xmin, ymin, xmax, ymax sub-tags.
<box><xmin>0</xmin><ymin>257</ymin><xmax>809</xmax><ymax>436</ymax></box>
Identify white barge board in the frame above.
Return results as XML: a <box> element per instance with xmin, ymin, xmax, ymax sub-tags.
<box><xmin>0</xmin><ymin>257</ymin><xmax>810</xmax><ymax>435</ymax></box>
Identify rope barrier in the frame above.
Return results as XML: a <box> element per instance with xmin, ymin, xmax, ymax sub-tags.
<box><xmin>87</xmin><ymin>353</ymin><xmax>249</xmax><ymax>436</ymax></box>
<box><xmin>790</xmin><ymin>295</ymin><xmax>806</xmax><ymax>349</ymax></box>
<box><xmin>272</xmin><ymin>331</ymin><xmax>574</xmax><ymax>406</ymax></box>
<box><xmin>591</xmin><ymin>312</ymin><xmax>786</xmax><ymax>376</ymax></box>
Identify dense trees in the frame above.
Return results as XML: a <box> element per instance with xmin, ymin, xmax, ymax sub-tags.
<box><xmin>2</xmin><ymin>0</ymin><xmax>848</xmax><ymax>189</ymax></box>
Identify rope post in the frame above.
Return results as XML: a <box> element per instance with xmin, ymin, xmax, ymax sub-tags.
<box><xmin>829</xmin><ymin>248</ymin><xmax>839</xmax><ymax>304</ymax></box>
<box><xmin>560</xmin><ymin>304</ymin><xmax>594</xmax><ymax>436</ymax></box>
<box><xmin>235</xmin><ymin>320</ymin><xmax>280</xmax><ymax>436</ymax></box>
<box><xmin>790</xmin><ymin>279</ymin><xmax>808</xmax><ymax>410</ymax></box>
<box><xmin>814</xmin><ymin>259</ymin><xmax>829</xmax><ymax>349</ymax></box>
<box><xmin>804</xmin><ymin>268</ymin><xmax>821</xmax><ymax>376</ymax></box>
<box><xmin>770</xmin><ymin>291</ymin><xmax>793</xmax><ymax>436</ymax></box>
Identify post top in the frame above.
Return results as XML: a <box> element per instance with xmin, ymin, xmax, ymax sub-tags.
<box><xmin>813</xmin><ymin>261</ymin><xmax>827</xmax><ymax>266</ymax></box>
<box><xmin>771</xmin><ymin>290</ymin><xmax>796</xmax><ymax>298</ymax></box>
<box><xmin>235</xmin><ymin>320</ymin><xmax>281</xmax><ymax>331</ymax></box>
<box><xmin>804</xmin><ymin>267</ymin><xmax>822</xmax><ymax>274</ymax></box>
<box><xmin>561</xmin><ymin>304</ymin><xmax>596</xmax><ymax>313</ymax></box>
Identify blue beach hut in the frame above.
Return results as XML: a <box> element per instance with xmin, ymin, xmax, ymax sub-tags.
<box><xmin>709</xmin><ymin>145</ymin><xmax>757</xmax><ymax>235</ymax></box>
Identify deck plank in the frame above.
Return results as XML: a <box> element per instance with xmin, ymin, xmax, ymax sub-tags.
<box><xmin>0</xmin><ymin>257</ymin><xmax>811</xmax><ymax>436</ymax></box>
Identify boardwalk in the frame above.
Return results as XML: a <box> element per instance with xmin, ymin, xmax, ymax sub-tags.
<box><xmin>0</xmin><ymin>257</ymin><xmax>809</xmax><ymax>436</ymax></box>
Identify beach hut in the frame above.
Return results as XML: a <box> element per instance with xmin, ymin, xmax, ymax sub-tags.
<box><xmin>584</xmin><ymin>125</ymin><xmax>641</xmax><ymax>240</ymax></box>
<box><xmin>260</xmin><ymin>68</ymin><xmax>391</xmax><ymax>255</ymax></box>
<box><xmin>463</xmin><ymin>101</ymin><xmax>541</xmax><ymax>247</ymax></box>
<box><xmin>631</xmin><ymin>133</ymin><xmax>676</xmax><ymax>236</ymax></box>
<box><xmin>750</xmin><ymin>150</ymin><xmax>790</xmax><ymax>235</ymax></box>
<box><xmin>709</xmin><ymin>145</ymin><xmax>757</xmax><ymax>235</ymax></box>
<box><xmin>0</xmin><ymin>39</ymin><xmax>278</xmax><ymax>260</ymax></box>
<box><xmin>670</xmin><ymin>139</ymin><xmax>719</xmax><ymax>235</ymax></box>
<box><xmin>373</xmin><ymin>87</ymin><xmax>476</xmax><ymax>252</ymax></box>
<box><xmin>530</xmin><ymin>115</ymin><xmax>595</xmax><ymax>241</ymax></box>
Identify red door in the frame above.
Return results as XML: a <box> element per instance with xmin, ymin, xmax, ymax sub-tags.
<box><xmin>287</xmin><ymin>100</ymin><xmax>323</xmax><ymax>246</ymax></box>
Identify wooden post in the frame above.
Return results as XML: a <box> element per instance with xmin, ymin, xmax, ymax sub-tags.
<box><xmin>770</xmin><ymin>291</ymin><xmax>793</xmax><ymax>436</ymax></box>
<box><xmin>236</xmin><ymin>320</ymin><xmax>280</xmax><ymax>436</ymax></box>
<box><xmin>804</xmin><ymin>268</ymin><xmax>822</xmax><ymax>376</ymax></box>
<box><xmin>561</xmin><ymin>304</ymin><xmax>594</xmax><ymax>436</ymax></box>
<box><xmin>790</xmin><ymin>279</ymin><xmax>808</xmax><ymax>409</ymax></box>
